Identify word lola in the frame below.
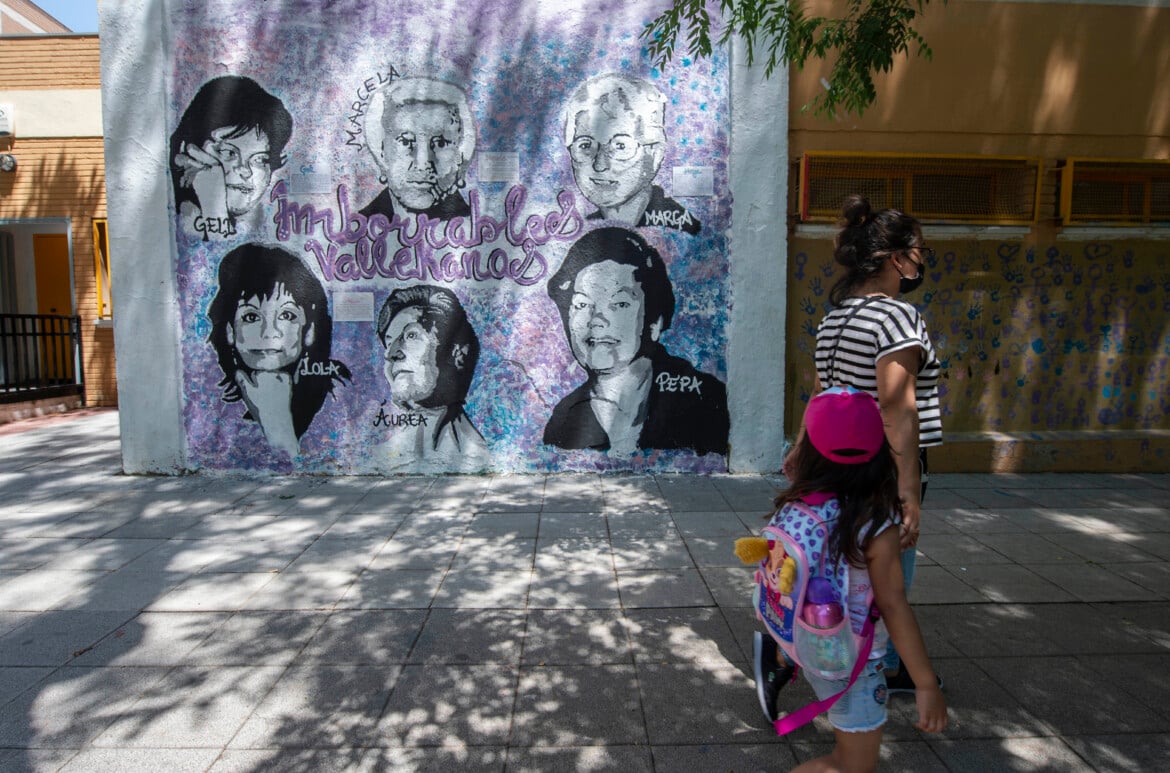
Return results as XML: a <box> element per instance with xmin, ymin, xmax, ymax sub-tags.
<box><xmin>298</xmin><ymin>360</ymin><xmax>344</xmax><ymax>377</ymax></box>
<box><xmin>657</xmin><ymin>372</ymin><xmax>704</xmax><ymax>394</ymax></box>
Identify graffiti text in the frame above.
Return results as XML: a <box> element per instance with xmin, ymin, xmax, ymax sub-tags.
<box><xmin>271</xmin><ymin>182</ymin><xmax>583</xmax><ymax>287</ymax></box>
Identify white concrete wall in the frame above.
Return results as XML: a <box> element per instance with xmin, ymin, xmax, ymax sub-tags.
<box><xmin>727</xmin><ymin>36</ymin><xmax>789</xmax><ymax>473</ymax></box>
<box><xmin>99</xmin><ymin>0</ymin><xmax>187</xmax><ymax>473</ymax></box>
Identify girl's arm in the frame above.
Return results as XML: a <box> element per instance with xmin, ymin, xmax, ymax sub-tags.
<box><xmin>876</xmin><ymin>347</ymin><xmax>922</xmax><ymax>548</ymax></box>
<box><xmin>866</xmin><ymin>527</ymin><xmax>948</xmax><ymax>733</ymax></box>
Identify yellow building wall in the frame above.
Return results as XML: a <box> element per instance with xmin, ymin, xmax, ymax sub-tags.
<box><xmin>787</xmin><ymin>1</ymin><xmax>1170</xmax><ymax>471</ymax></box>
<box><xmin>0</xmin><ymin>35</ymin><xmax>115</xmax><ymax>407</ymax></box>
<box><xmin>790</xmin><ymin>0</ymin><xmax>1170</xmax><ymax>159</ymax></box>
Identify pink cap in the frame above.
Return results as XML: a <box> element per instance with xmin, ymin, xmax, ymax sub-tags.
<box><xmin>804</xmin><ymin>386</ymin><xmax>885</xmax><ymax>464</ymax></box>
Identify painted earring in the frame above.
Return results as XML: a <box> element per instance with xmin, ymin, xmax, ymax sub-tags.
<box><xmin>378</xmin><ymin>174</ymin><xmax>387</xmax><ymax>185</ymax></box>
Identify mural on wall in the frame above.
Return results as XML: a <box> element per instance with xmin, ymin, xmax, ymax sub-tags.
<box><xmin>564</xmin><ymin>74</ymin><xmax>701</xmax><ymax>235</ymax></box>
<box><xmin>169</xmin><ymin>76</ymin><xmax>293</xmax><ymax>241</ymax></box>
<box><xmin>543</xmin><ymin>227</ymin><xmax>728</xmax><ymax>454</ymax></box>
<box><xmin>360</xmin><ymin>78</ymin><xmax>476</xmax><ymax>222</ymax></box>
<box><xmin>374</xmin><ymin>284</ymin><xmax>488</xmax><ymax>471</ymax></box>
<box><xmin>207</xmin><ymin>243</ymin><xmax>351</xmax><ymax>458</ymax></box>
<box><xmin>787</xmin><ymin>237</ymin><xmax>1170</xmax><ymax>462</ymax></box>
<box><xmin>169</xmin><ymin>0</ymin><xmax>731</xmax><ymax>473</ymax></box>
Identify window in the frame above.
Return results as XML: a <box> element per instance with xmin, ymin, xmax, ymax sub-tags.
<box><xmin>799</xmin><ymin>152</ymin><xmax>1042</xmax><ymax>225</ymax></box>
<box><xmin>93</xmin><ymin>219</ymin><xmax>112</xmax><ymax>319</ymax></box>
<box><xmin>1060</xmin><ymin>159</ymin><xmax>1170</xmax><ymax>226</ymax></box>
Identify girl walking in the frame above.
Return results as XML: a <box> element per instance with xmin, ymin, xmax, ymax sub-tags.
<box><xmin>759</xmin><ymin>386</ymin><xmax>947</xmax><ymax>772</ymax></box>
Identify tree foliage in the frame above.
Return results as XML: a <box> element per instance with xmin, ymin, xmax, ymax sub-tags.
<box><xmin>641</xmin><ymin>0</ymin><xmax>941</xmax><ymax>118</ymax></box>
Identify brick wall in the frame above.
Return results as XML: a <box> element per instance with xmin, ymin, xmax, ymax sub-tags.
<box><xmin>0</xmin><ymin>36</ymin><xmax>101</xmax><ymax>88</ymax></box>
<box><xmin>0</xmin><ymin>36</ymin><xmax>116</xmax><ymax>407</ymax></box>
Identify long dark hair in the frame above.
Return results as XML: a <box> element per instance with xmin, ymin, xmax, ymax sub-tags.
<box><xmin>773</xmin><ymin>434</ymin><xmax>902</xmax><ymax>567</ymax></box>
<box><xmin>208</xmin><ymin>244</ymin><xmax>350</xmax><ymax>439</ymax></box>
<box><xmin>169</xmin><ymin>75</ymin><xmax>293</xmax><ymax>212</ymax></box>
<box><xmin>829</xmin><ymin>194</ymin><xmax>923</xmax><ymax>306</ymax></box>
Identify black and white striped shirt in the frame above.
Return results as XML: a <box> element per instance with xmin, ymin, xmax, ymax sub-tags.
<box><xmin>814</xmin><ymin>296</ymin><xmax>943</xmax><ymax>447</ymax></box>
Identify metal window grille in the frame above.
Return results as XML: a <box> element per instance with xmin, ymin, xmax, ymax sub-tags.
<box><xmin>1060</xmin><ymin>159</ymin><xmax>1170</xmax><ymax>225</ymax></box>
<box><xmin>799</xmin><ymin>152</ymin><xmax>1042</xmax><ymax>225</ymax></box>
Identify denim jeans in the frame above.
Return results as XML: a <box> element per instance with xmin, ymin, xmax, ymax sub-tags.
<box><xmin>881</xmin><ymin>448</ymin><xmax>928</xmax><ymax>672</ymax></box>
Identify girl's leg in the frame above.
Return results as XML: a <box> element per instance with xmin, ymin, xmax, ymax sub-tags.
<box><xmin>791</xmin><ymin>726</ymin><xmax>883</xmax><ymax>773</ymax></box>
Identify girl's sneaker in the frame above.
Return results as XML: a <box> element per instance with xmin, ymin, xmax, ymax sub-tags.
<box><xmin>753</xmin><ymin>631</ymin><xmax>795</xmax><ymax>723</ymax></box>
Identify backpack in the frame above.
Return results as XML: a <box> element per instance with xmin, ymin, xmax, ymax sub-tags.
<box><xmin>752</xmin><ymin>499</ymin><xmax>881</xmax><ymax>735</ymax></box>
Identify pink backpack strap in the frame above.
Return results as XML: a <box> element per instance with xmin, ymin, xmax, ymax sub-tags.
<box><xmin>772</xmin><ymin>604</ymin><xmax>881</xmax><ymax>735</ymax></box>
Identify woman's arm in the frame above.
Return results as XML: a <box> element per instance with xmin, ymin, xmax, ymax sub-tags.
<box><xmin>876</xmin><ymin>346</ymin><xmax>922</xmax><ymax>547</ymax></box>
<box><xmin>866</xmin><ymin>528</ymin><xmax>948</xmax><ymax>732</ymax></box>
<box><xmin>783</xmin><ymin>371</ymin><xmax>823</xmax><ymax>478</ymax></box>
<box><xmin>236</xmin><ymin>370</ymin><xmax>299</xmax><ymax>457</ymax></box>
<box><xmin>174</xmin><ymin>142</ymin><xmax>229</xmax><ymax>221</ymax></box>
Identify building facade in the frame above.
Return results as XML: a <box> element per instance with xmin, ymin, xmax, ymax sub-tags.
<box><xmin>785</xmin><ymin>0</ymin><xmax>1170</xmax><ymax>472</ymax></box>
<box><xmin>0</xmin><ymin>33</ymin><xmax>116</xmax><ymax>419</ymax></box>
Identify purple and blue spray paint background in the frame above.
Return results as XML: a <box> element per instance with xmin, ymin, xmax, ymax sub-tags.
<box><xmin>169</xmin><ymin>0</ymin><xmax>732</xmax><ymax>473</ymax></box>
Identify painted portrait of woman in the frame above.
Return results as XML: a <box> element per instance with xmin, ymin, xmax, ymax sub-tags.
<box><xmin>361</xmin><ymin>78</ymin><xmax>475</xmax><ymax>222</ymax></box>
<box><xmin>544</xmin><ymin>227</ymin><xmax>728</xmax><ymax>456</ymax></box>
<box><xmin>208</xmin><ymin>243</ymin><xmax>350</xmax><ymax>456</ymax></box>
<box><xmin>375</xmin><ymin>284</ymin><xmax>488</xmax><ymax>470</ymax></box>
<box><xmin>170</xmin><ymin>75</ymin><xmax>293</xmax><ymax>239</ymax></box>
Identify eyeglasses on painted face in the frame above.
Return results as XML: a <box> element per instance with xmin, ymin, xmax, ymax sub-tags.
<box><xmin>568</xmin><ymin>134</ymin><xmax>656</xmax><ymax>164</ymax></box>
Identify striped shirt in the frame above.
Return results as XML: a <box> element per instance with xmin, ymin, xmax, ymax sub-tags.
<box><xmin>814</xmin><ymin>296</ymin><xmax>943</xmax><ymax>447</ymax></box>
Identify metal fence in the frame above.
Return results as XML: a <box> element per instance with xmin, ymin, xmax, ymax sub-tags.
<box><xmin>0</xmin><ymin>314</ymin><xmax>85</xmax><ymax>404</ymax></box>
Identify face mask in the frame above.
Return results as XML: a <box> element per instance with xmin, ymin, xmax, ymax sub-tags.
<box><xmin>898</xmin><ymin>257</ymin><xmax>925</xmax><ymax>294</ymax></box>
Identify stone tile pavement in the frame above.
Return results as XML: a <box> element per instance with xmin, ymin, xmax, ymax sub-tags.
<box><xmin>0</xmin><ymin>410</ymin><xmax>1168</xmax><ymax>771</ymax></box>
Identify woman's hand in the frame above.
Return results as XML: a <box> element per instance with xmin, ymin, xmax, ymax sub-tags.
<box><xmin>236</xmin><ymin>370</ymin><xmax>299</xmax><ymax>457</ymax></box>
<box><xmin>174</xmin><ymin>142</ymin><xmax>229</xmax><ymax>220</ymax></box>
<box><xmin>899</xmin><ymin>495</ymin><xmax>921</xmax><ymax>550</ymax></box>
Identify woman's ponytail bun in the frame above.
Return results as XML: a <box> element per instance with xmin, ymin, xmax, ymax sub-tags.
<box><xmin>839</xmin><ymin>194</ymin><xmax>872</xmax><ymax>229</ymax></box>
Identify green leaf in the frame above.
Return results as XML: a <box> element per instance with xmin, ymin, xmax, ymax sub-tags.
<box><xmin>642</xmin><ymin>0</ymin><xmax>944</xmax><ymax>118</ymax></box>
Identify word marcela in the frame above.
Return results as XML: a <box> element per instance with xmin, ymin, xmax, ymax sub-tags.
<box><xmin>271</xmin><ymin>183</ymin><xmax>583</xmax><ymax>286</ymax></box>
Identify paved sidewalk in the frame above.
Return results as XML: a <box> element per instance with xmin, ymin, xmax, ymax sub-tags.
<box><xmin>0</xmin><ymin>410</ymin><xmax>1168</xmax><ymax>772</ymax></box>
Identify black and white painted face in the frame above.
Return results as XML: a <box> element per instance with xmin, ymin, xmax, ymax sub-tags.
<box><xmin>569</xmin><ymin>108</ymin><xmax>661</xmax><ymax>210</ymax></box>
<box><xmin>203</xmin><ymin>127</ymin><xmax>272</xmax><ymax>217</ymax></box>
<box><xmin>229</xmin><ymin>284</ymin><xmax>308</xmax><ymax>372</ymax></box>
<box><xmin>382</xmin><ymin>102</ymin><xmax>463</xmax><ymax>212</ymax></box>
<box><xmin>568</xmin><ymin>260</ymin><xmax>646</xmax><ymax>374</ymax></box>
<box><xmin>382</xmin><ymin>306</ymin><xmax>441</xmax><ymax>407</ymax></box>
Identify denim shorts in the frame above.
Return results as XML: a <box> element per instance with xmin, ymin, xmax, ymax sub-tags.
<box><xmin>802</xmin><ymin>657</ymin><xmax>888</xmax><ymax>733</ymax></box>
